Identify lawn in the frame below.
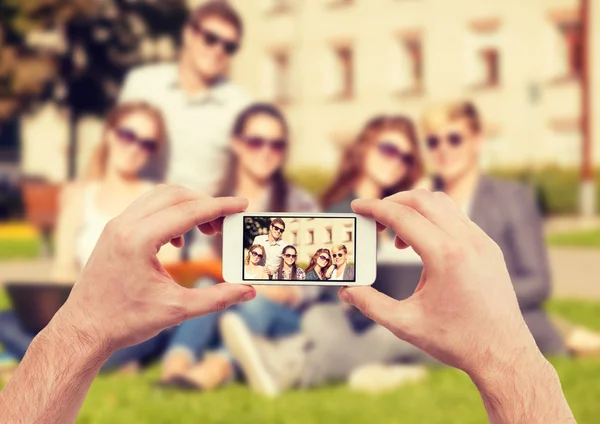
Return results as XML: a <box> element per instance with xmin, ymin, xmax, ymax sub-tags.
<box><xmin>1</xmin><ymin>290</ymin><xmax>600</xmax><ymax>423</ymax></box>
<box><xmin>548</xmin><ymin>228</ymin><xmax>600</xmax><ymax>248</ymax></box>
<box><xmin>0</xmin><ymin>238</ymin><xmax>40</xmax><ymax>260</ymax></box>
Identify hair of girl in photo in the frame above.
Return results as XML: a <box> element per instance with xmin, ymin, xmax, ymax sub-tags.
<box><xmin>245</xmin><ymin>244</ymin><xmax>266</xmax><ymax>266</ymax></box>
<box><xmin>215</xmin><ymin>102</ymin><xmax>290</xmax><ymax>212</ymax></box>
<box><xmin>276</xmin><ymin>245</ymin><xmax>299</xmax><ymax>280</ymax></box>
<box><xmin>305</xmin><ymin>248</ymin><xmax>332</xmax><ymax>278</ymax></box>
<box><xmin>85</xmin><ymin>101</ymin><xmax>167</xmax><ymax>181</ymax></box>
<box><xmin>321</xmin><ymin>115</ymin><xmax>424</xmax><ymax>209</ymax></box>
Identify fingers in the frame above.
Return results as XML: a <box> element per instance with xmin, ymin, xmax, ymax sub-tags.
<box><xmin>141</xmin><ymin>197</ymin><xmax>248</xmax><ymax>250</ymax></box>
<box><xmin>120</xmin><ymin>185</ymin><xmax>204</xmax><ymax>222</ymax></box>
<box><xmin>385</xmin><ymin>191</ymin><xmax>472</xmax><ymax>238</ymax></box>
<box><xmin>338</xmin><ymin>286</ymin><xmax>418</xmax><ymax>342</ymax></box>
<box><xmin>172</xmin><ymin>284</ymin><xmax>256</xmax><ymax>323</ymax></box>
<box><xmin>351</xmin><ymin>198</ymin><xmax>450</xmax><ymax>260</ymax></box>
<box><xmin>198</xmin><ymin>217</ymin><xmax>225</xmax><ymax>236</ymax></box>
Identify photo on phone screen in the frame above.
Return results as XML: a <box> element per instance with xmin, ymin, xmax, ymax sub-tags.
<box><xmin>243</xmin><ymin>216</ymin><xmax>357</xmax><ymax>282</ymax></box>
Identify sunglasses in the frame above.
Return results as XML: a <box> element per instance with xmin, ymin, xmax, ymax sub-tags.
<box><xmin>189</xmin><ymin>22</ymin><xmax>239</xmax><ymax>56</ymax></box>
<box><xmin>115</xmin><ymin>128</ymin><xmax>158</xmax><ymax>154</ymax></box>
<box><xmin>271</xmin><ymin>225</ymin><xmax>285</xmax><ymax>233</ymax></box>
<box><xmin>318</xmin><ymin>255</ymin><xmax>330</xmax><ymax>262</ymax></box>
<box><xmin>426</xmin><ymin>133</ymin><xmax>463</xmax><ymax>150</ymax></box>
<box><xmin>377</xmin><ymin>142</ymin><xmax>415</xmax><ymax>167</ymax></box>
<box><xmin>284</xmin><ymin>253</ymin><xmax>297</xmax><ymax>259</ymax></box>
<box><xmin>242</xmin><ymin>136</ymin><xmax>287</xmax><ymax>154</ymax></box>
<box><xmin>251</xmin><ymin>251</ymin><xmax>263</xmax><ymax>259</ymax></box>
<box><xmin>333</xmin><ymin>253</ymin><xmax>345</xmax><ymax>258</ymax></box>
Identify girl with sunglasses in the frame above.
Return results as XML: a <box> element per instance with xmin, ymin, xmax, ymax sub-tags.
<box><xmin>244</xmin><ymin>245</ymin><xmax>267</xmax><ymax>280</ymax></box>
<box><xmin>159</xmin><ymin>103</ymin><xmax>319</xmax><ymax>391</ymax></box>
<box><xmin>305</xmin><ymin>248</ymin><xmax>332</xmax><ymax>281</ymax></box>
<box><xmin>0</xmin><ymin>102</ymin><xmax>174</xmax><ymax>376</ymax></box>
<box><xmin>276</xmin><ymin>246</ymin><xmax>306</xmax><ymax>281</ymax></box>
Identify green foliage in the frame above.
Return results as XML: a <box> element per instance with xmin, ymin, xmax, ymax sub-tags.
<box><xmin>548</xmin><ymin>228</ymin><xmax>600</xmax><ymax>248</ymax></box>
<box><xmin>0</xmin><ymin>238</ymin><xmax>39</xmax><ymax>260</ymax></box>
<box><xmin>244</xmin><ymin>217</ymin><xmax>271</xmax><ymax>249</ymax></box>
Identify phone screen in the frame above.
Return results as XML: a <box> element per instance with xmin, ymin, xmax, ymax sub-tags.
<box><xmin>242</xmin><ymin>215</ymin><xmax>357</xmax><ymax>282</ymax></box>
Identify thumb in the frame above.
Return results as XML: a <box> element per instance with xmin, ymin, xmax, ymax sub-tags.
<box><xmin>339</xmin><ymin>286</ymin><xmax>418</xmax><ymax>341</ymax></box>
<box><xmin>177</xmin><ymin>284</ymin><xmax>256</xmax><ymax>322</ymax></box>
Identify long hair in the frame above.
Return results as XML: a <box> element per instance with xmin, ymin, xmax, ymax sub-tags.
<box><xmin>215</xmin><ymin>103</ymin><xmax>290</xmax><ymax>212</ymax></box>
<box><xmin>245</xmin><ymin>244</ymin><xmax>266</xmax><ymax>266</ymax></box>
<box><xmin>86</xmin><ymin>102</ymin><xmax>167</xmax><ymax>181</ymax></box>
<box><xmin>276</xmin><ymin>245</ymin><xmax>298</xmax><ymax>280</ymax></box>
<box><xmin>305</xmin><ymin>248</ymin><xmax>332</xmax><ymax>278</ymax></box>
<box><xmin>322</xmin><ymin>115</ymin><xmax>424</xmax><ymax>209</ymax></box>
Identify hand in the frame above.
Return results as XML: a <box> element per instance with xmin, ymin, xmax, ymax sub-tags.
<box><xmin>325</xmin><ymin>264</ymin><xmax>335</xmax><ymax>278</ymax></box>
<box><xmin>264</xmin><ymin>267</ymin><xmax>274</xmax><ymax>276</ymax></box>
<box><xmin>53</xmin><ymin>185</ymin><xmax>257</xmax><ymax>357</ymax></box>
<box><xmin>339</xmin><ymin>190</ymin><xmax>542</xmax><ymax>379</ymax></box>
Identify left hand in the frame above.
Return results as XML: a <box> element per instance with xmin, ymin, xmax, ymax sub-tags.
<box><xmin>53</xmin><ymin>185</ymin><xmax>257</xmax><ymax>358</ymax></box>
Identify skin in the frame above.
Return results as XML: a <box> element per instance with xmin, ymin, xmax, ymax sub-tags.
<box><xmin>0</xmin><ymin>186</ymin><xmax>256</xmax><ymax>424</ymax></box>
<box><xmin>327</xmin><ymin>248</ymin><xmax>348</xmax><ymax>279</ymax></box>
<box><xmin>268</xmin><ymin>224</ymin><xmax>284</xmax><ymax>243</ymax></box>
<box><xmin>282</xmin><ymin>249</ymin><xmax>296</xmax><ymax>273</ymax></box>
<box><xmin>339</xmin><ymin>190</ymin><xmax>575</xmax><ymax>424</ymax></box>
<box><xmin>180</xmin><ymin>16</ymin><xmax>240</xmax><ymax>86</ymax></box>
<box><xmin>315</xmin><ymin>253</ymin><xmax>330</xmax><ymax>278</ymax></box>
<box><xmin>364</xmin><ymin>130</ymin><xmax>414</xmax><ymax>190</ymax></box>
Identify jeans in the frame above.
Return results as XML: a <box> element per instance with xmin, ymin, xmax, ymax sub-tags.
<box><xmin>0</xmin><ymin>310</ymin><xmax>169</xmax><ymax>373</ymax></box>
<box><xmin>166</xmin><ymin>284</ymin><xmax>301</xmax><ymax>362</ymax></box>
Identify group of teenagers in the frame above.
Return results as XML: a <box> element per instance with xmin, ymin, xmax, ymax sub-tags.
<box><xmin>1</xmin><ymin>0</ymin><xmax>600</xmax><ymax>394</ymax></box>
<box><xmin>246</xmin><ymin>219</ymin><xmax>355</xmax><ymax>282</ymax></box>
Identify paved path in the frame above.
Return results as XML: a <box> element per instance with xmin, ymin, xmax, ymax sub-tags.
<box><xmin>0</xmin><ymin>249</ymin><xmax>598</xmax><ymax>299</ymax></box>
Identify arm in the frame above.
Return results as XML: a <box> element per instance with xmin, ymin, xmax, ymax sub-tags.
<box><xmin>340</xmin><ymin>190</ymin><xmax>575</xmax><ymax>424</ymax></box>
<box><xmin>0</xmin><ymin>186</ymin><xmax>256</xmax><ymax>423</ymax></box>
<box><xmin>51</xmin><ymin>183</ymin><xmax>83</xmax><ymax>282</ymax></box>
<box><xmin>505</xmin><ymin>185</ymin><xmax>552</xmax><ymax>310</ymax></box>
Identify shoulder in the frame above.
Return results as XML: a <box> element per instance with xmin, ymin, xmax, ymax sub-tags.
<box><xmin>253</xmin><ymin>234</ymin><xmax>267</xmax><ymax>243</ymax></box>
<box><xmin>125</xmin><ymin>63</ymin><xmax>176</xmax><ymax>84</ymax></box>
<box><xmin>220</xmin><ymin>81</ymin><xmax>253</xmax><ymax>110</ymax></box>
<box><xmin>288</xmin><ymin>185</ymin><xmax>321</xmax><ymax>212</ymax></box>
<box><xmin>484</xmin><ymin>176</ymin><xmax>535</xmax><ymax>203</ymax></box>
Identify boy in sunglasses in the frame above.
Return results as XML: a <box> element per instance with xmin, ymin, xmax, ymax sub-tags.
<box><xmin>119</xmin><ymin>1</ymin><xmax>251</xmax><ymax>259</ymax></box>
<box><xmin>252</xmin><ymin>218</ymin><xmax>287</xmax><ymax>279</ymax></box>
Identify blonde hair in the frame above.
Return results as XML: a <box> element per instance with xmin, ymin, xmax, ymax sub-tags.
<box><xmin>86</xmin><ymin>102</ymin><xmax>167</xmax><ymax>181</ymax></box>
<box><xmin>421</xmin><ymin>100</ymin><xmax>481</xmax><ymax>135</ymax></box>
<box><xmin>245</xmin><ymin>244</ymin><xmax>266</xmax><ymax>266</ymax></box>
<box><xmin>332</xmin><ymin>244</ymin><xmax>348</xmax><ymax>254</ymax></box>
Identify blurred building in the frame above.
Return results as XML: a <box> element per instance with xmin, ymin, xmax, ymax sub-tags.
<box><xmin>229</xmin><ymin>0</ymin><xmax>600</xmax><ymax>170</ymax></box>
<box><xmin>281</xmin><ymin>216</ymin><xmax>355</xmax><ymax>264</ymax></box>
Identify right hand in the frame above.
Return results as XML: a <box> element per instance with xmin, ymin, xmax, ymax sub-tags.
<box><xmin>339</xmin><ymin>190</ymin><xmax>543</xmax><ymax>379</ymax></box>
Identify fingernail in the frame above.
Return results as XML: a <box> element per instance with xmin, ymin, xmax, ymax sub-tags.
<box><xmin>338</xmin><ymin>288</ymin><xmax>350</xmax><ymax>303</ymax></box>
<box><xmin>241</xmin><ymin>290</ymin><xmax>255</xmax><ymax>302</ymax></box>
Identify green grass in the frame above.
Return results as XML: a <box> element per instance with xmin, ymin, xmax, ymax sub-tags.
<box><xmin>0</xmin><ymin>238</ymin><xmax>40</xmax><ymax>260</ymax></box>
<box><xmin>547</xmin><ymin>228</ymin><xmax>600</xmax><ymax>248</ymax></box>
<box><xmin>1</xmin><ymin>293</ymin><xmax>600</xmax><ymax>423</ymax></box>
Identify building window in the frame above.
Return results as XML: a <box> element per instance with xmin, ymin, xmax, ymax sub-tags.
<box><xmin>345</xmin><ymin>230</ymin><xmax>353</xmax><ymax>242</ymax></box>
<box><xmin>326</xmin><ymin>0</ymin><xmax>354</xmax><ymax>8</ymax></box>
<box><xmin>324</xmin><ymin>43</ymin><xmax>354</xmax><ymax>100</ymax></box>
<box><xmin>325</xmin><ymin>228</ymin><xmax>333</xmax><ymax>243</ymax></box>
<box><xmin>291</xmin><ymin>231</ymin><xmax>298</xmax><ymax>244</ymax></box>
<box><xmin>307</xmin><ymin>230</ymin><xmax>315</xmax><ymax>245</ymax></box>
<box><xmin>262</xmin><ymin>49</ymin><xmax>291</xmax><ymax>104</ymax></box>
<box><xmin>263</xmin><ymin>0</ymin><xmax>292</xmax><ymax>14</ymax></box>
<box><xmin>548</xmin><ymin>20</ymin><xmax>582</xmax><ymax>81</ymax></box>
<box><xmin>465</xmin><ymin>19</ymin><xmax>501</xmax><ymax>89</ymax></box>
<box><xmin>389</xmin><ymin>33</ymin><xmax>423</xmax><ymax>95</ymax></box>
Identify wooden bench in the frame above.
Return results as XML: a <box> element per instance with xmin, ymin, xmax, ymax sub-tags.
<box><xmin>20</xmin><ymin>178</ymin><xmax>61</xmax><ymax>257</ymax></box>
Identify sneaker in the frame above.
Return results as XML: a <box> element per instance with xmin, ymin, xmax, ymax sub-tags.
<box><xmin>348</xmin><ymin>364</ymin><xmax>428</xmax><ymax>394</ymax></box>
<box><xmin>220</xmin><ymin>312</ymin><xmax>306</xmax><ymax>397</ymax></box>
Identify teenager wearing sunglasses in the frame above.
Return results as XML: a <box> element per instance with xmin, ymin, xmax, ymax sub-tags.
<box><xmin>0</xmin><ymin>102</ymin><xmax>178</xmax><ymax>377</ymax></box>
<box><xmin>158</xmin><ymin>103</ymin><xmax>319</xmax><ymax>391</ymax></box>
<box><xmin>223</xmin><ymin>115</ymin><xmax>433</xmax><ymax>396</ymax></box>
<box><xmin>244</xmin><ymin>245</ymin><xmax>267</xmax><ymax>280</ymax></box>
<box><xmin>305</xmin><ymin>249</ymin><xmax>332</xmax><ymax>281</ymax></box>
<box><xmin>276</xmin><ymin>246</ymin><xmax>306</xmax><ymax>281</ymax></box>
<box><xmin>420</xmin><ymin>100</ymin><xmax>600</xmax><ymax>358</ymax></box>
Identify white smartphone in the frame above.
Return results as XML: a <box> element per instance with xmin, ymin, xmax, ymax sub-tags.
<box><xmin>222</xmin><ymin>212</ymin><xmax>377</xmax><ymax>286</ymax></box>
